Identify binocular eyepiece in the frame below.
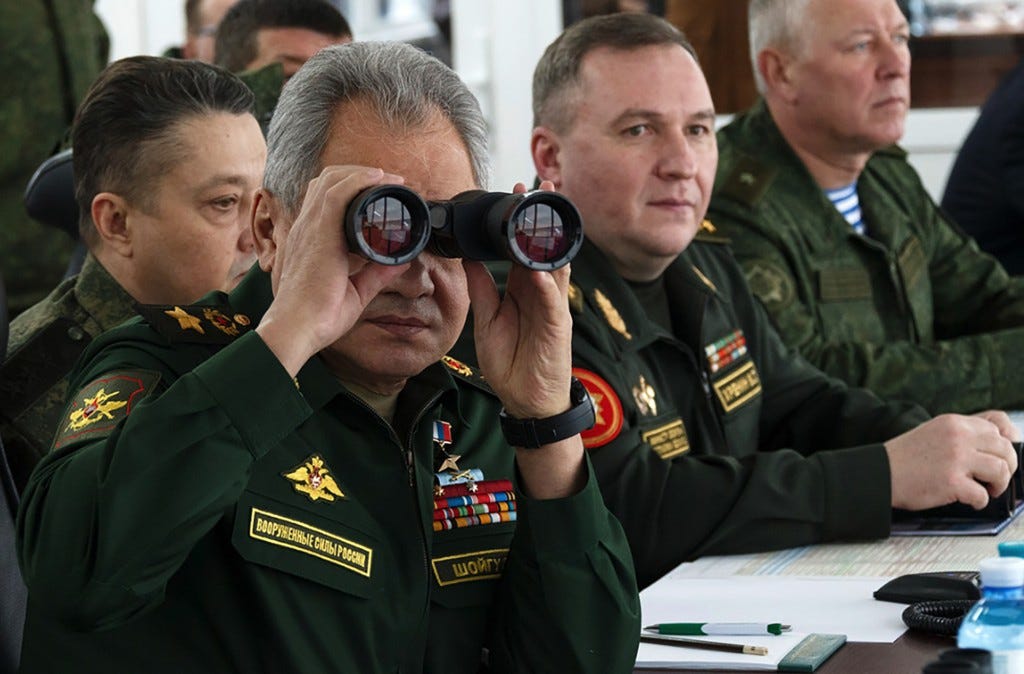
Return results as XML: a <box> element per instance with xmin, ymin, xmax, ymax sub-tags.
<box><xmin>344</xmin><ymin>185</ymin><xmax>584</xmax><ymax>270</ymax></box>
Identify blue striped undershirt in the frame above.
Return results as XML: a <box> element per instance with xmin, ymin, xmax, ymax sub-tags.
<box><xmin>825</xmin><ymin>182</ymin><xmax>865</xmax><ymax>235</ymax></box>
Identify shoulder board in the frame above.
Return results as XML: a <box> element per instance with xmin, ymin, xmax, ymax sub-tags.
<box><xmin>0</xmin><ymin>317</ymin><xmax>91</xmax><ymax>418</ymax></box>
<box><xmin>440</xmin><ymin>355</ymin><xmax>493</xmax><ymax>394</ymax></box>
<box><xmin>717</xmin><ymin>154</ymin><xmax>779</xmax><ymax>208</ymax></box>
<box><xmin>693</xmin><ymin>218</ymin><xmax>731</xmax><ymax>245</ymax></box>
<box><xmin>567</xmin><ymin>282</ymin><xmax>585</xmax><ymax>314</ymax></box>
<box><xmin>875</xmin><ymin>144</ymin><xmax>908</xmax><ymax>160</ymax></box>
<box><xmin>135</xmin><ymin>301</ymin><xmax>254</xmax><ymax>345</ymax></box>
<box><xmin>53</xmin><ymin>369</ymin><xmax>162</xmax><ymax>450</ymax></box>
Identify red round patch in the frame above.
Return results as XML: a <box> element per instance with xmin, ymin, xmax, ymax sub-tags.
<box><xmin>573</xmin><ymin>367</ymin><xmax>624</xmax><ymax>448</ymax></box>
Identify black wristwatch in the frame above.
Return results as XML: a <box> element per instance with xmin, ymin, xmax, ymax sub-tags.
<box><xmin>499</xmin><ymin>377</ymin><xmax>595</xmax><ymax>449</ymax></box>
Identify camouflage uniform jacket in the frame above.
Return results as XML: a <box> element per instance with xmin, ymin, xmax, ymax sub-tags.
<box><xmin>710</xmin><ymin>100</ymin><xmax>1024</xmax><ymax>415</ymax></box>
<box><xmin>0</xmin><ymin>0</ymin><xmax>107</xmax><ymax>315</ymax></box>
<box><xmin>568</xmin><ymin>237</ymin><xmax>928</xmax><ymax>587</ymax></box>
<box><xmin>1</xmin><ymin>253</ymin><xmax>133</xmax><ymax>492</ymax></box>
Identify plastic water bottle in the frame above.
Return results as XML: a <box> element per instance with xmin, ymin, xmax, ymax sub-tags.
<box><xmin>957</xmin><ymin>557</ymin><xmax>1024</xmax><ymax>674</ymax></box>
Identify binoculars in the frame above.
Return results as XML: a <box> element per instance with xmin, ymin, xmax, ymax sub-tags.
<box><xmin>344</xmin><ymin>185</ymin><xmax>584</xmax><ymax>271</ymax></box>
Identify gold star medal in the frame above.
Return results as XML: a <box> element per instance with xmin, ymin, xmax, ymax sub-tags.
<box><xmin>164</xmin><ymin>306</ymin><xmax>204</xmax><ymax>333</ymax></box>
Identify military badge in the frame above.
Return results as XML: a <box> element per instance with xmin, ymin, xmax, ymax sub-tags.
<box><xmin>441</xmin><ymin>355</ymin><xmax>473</xmax><ymax>377</ymax></box>
<box><xmin>712</xmin><ymin>361</ymin><xmax>763</xmax><ymax>413</ymax></box>
<box><xmin>632</xmin><ymin>375</ymin><xmax>657</xmax><ymax>417</ymax></box>
<box><xmin>203</xmin><ymin>308</ymin><xmax>241</xmax><ymax>336</ymax></box>
<box><xmin>704</xmin><ymin>329</ymin><xmax>748</xmax><ymax>374</ymax></box>
<box><xmin>433</xmin><ymin>420</ymin><xmax>453</xmax><ymax>448</ymax></box>
<box><xmin>642</xmin><ymin>419</ymin><xmax>690</xmax><ymax>460</ymax></box>
<box><xmin>594</xmin><ymin>289</ymin><xmax>632</xmax><ymax>340</ymax></box>
<box><xmin>54</xmin><ymin>370</ymin><xmax>161</xmax><ymax>449</ymax></box>
<box><xmin>745</xmin><ymin>261</ymin><xmax>795</xmax><ymax>309</ymax></box>
<box><xmin>283</xmin><ymin>454</ymin><xmax>346</xmax><ymax>502</ymax></box>
<box><xmin>571</xmin><ymin>367</ymin><xmax>624</xmax><ymax>449</ymax></box>
<box><xmin>567</xmin><ymin>282</ymin><xmax>584</xmax><ymax>314</ymax></box>
<box><xmin>164</xmin><ymin>306</ymin><xmax>204</xmax><ymax>333</ymax></box>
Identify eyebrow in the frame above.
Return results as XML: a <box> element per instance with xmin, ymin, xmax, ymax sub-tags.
<box><xmin>193</xmin><ymin>174</ymin><xmax>251</xmax><ymax>193</ymax></box>
<box><xmin>611</xmin><ymin>107</ymin><xmax>717</xmax><ymax>127</ymax></box>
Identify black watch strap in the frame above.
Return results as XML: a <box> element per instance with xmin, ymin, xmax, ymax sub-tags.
<box><xmin>499</xmin><ymin>377</ymin><xmax>595</xmax><ymax>449</ymax></box>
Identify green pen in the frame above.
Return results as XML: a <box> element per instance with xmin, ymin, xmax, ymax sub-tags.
<box><xmin>644</xmin><ymin>622</ymin><xmax>791</xmax><ymax>636</ymax></box>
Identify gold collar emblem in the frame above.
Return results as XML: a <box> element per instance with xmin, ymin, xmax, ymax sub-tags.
<box><xmin>633</xmin><ymin>375</ymin><xmax>657</xmax><ymax>416</ymax></box>
<box><xmin>283</xmin><ymin>455</ymin><xmax>345</xmax><ymax>502</ymax></box>
<box><xmin>594</xmin><ymin>289</ymin><xmax>632</xmax><ymax>340</ymax></box>
<box><xmin>204</xmin><ymin>308</ymin><xmax>240</xmax><ymax>336</ymax></box>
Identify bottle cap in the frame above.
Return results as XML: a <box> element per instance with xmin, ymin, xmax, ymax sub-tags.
<box><xmin>979</xmin><ymin>556</ymin><xmax>1024</xmax><ymax>589</ymax></box>
<box><xmin>998</xmin><ymin>540</ymin><xmax>1024</xmax><ymax>559</ymax></box>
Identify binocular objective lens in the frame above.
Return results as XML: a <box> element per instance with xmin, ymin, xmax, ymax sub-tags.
<box><xmin>511</xmin><ymin>202</ymin><xmax>570</xmax><ymax>264</ymax></box>
<box><xmin>360</xmin><ymin>195</ymin><xmax>419</xmax><ymax>258</ymax></box>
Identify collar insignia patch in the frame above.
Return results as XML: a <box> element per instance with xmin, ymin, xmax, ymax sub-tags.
<box><xmin>632</xmin><ymin>375</ymin><xmax>657</xmax><ymax>416</ymax></box>
<box><xmin>594</xmin><ymin>289</ymin><xmax>632</xmax><ymax>340</ymax></box>
<box><xmin>55</xmin><ymin>370</ymin><xmax>161</xmax><ymax>449</ymax></box>
<box><xmin>283</xmin><ymin>455</ymin><xmax>346</xmax><ymax>502</ymax></box>
<box><xmin>568</xmin><ymin>282</ymin><xmax>584</xmax><ymax>314</ymax></box>
<box><xmin>572</xmin><ymin>367</ymin><xmax>624</xmax><ymax>449</ymax></box>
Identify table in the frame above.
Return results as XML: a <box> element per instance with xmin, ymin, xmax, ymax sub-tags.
<box><xmin>634</xmin><ymin>504</ymin><xmax>1024</xmax><ymax>673</ymax></box>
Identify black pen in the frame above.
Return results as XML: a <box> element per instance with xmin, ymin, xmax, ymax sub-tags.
<box><xmin>639</xmin><ymin>633</ymin><xmax>769</xmax><ymax>656</ymax></box>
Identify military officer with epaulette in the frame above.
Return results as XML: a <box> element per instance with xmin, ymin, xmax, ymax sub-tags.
<box><xmin>16</xmin><ymin>42</ymin><xmax>640</xmax><ymax>673</ymax></box>
<box><xmin>1</xmin><ymin>56</ymin><xmax>264</xmax><ymax>494</ymax></box>
<box><xmin>709</xmin><ymin>0</ymin><xmax>1024</xmax><ymax>415</ymax></box>
<box><xmin>529</xmin><ymin>12</ymin><xmax>1019</xmax><ymax>588</ymax></box>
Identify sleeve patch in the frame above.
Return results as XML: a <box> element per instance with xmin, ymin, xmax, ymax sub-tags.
<box><xmin>743</xmin><ymin>260</ymin><xmax>795</xmax><ymax>310</ymax></box>
<box><xmin>572</xmin><ymin>367</ymin><xmax>624</xmax><ymax>449</ymax></box>
<box><xmin>54</xmin><ymin>370</ymin><xmax>161</xmax><ymax>449</ymax></box>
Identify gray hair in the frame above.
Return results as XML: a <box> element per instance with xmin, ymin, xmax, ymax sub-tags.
<box><xmin>263</xmin><ymin>41</ymin><xmax>490</xmax><ymax>214</ymax></box>
<box><xmin>533</xmin><ymin>12</ymin><xmax>698</xmax><ymax>133</ymax></box>
<box><xmin>748</xmin><ymin>0</ymin><xmax>812</xmax><ymax>94</ymax></box>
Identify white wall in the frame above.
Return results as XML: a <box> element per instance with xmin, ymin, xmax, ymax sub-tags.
<box><xmin>93</xmin><ymin>1</ymin><xmax>972</xmax><ymax>201</ymax></box>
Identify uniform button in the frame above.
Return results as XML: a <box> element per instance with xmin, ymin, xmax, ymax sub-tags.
<box><xmin>67</xmin><ymin>326</ymin><xmax>86</xmax><ymax>341</ymax></box>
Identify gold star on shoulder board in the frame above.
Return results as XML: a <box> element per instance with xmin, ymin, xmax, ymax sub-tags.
<box><xmin>164</xmin><ymin>306</ymin><xmax>204</xmax><ymax>333</ymax></box>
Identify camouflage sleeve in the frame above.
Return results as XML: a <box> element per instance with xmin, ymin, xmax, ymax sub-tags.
<box><xmin>717</xmin><ymin>205</ymin><xmax>1024</xmax><ymax>415</ymax></box>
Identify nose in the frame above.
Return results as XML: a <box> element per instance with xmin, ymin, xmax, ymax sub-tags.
<box><xmin>879</xmin><ymin>37</ymin><xmax>910</xmax><ymax>80</ymax></box>
<box><xmin>655</xmin><ymin>129</ymin><xmax>698</xmax><ymax>180</ymax></box>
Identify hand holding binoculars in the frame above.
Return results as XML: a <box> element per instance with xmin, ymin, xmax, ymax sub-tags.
<box><xmin>344</xmin><ymin>185</ymin><xmax>584</xmax><ymax>270</ymax></box>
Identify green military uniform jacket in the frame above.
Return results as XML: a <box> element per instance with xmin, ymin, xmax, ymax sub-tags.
<box><xmin>1</xmin><ymin>254</ymin><xmax>134</xmax><ymax>492</ymax></box>
<box><xmin>0</xmin><ymin>0</ymin><xmax>107</xmax><ymax>314</ymax></box>
<box><xmin>710</xmin><ymin>100</ymin><xmax>1024</xmax><ymax>414</ymax></box>
<box><xmin>16</xmin><ymin>266</ymin><xmax>640</xmax><ymax>673</ymax></box>
<box><xmin>568</xmin><ymin>238</ymin><xmax>928</xmax><ymax>587</ymax></box>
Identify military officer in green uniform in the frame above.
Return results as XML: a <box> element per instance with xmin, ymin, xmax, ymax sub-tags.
<box><xmin>0</xmin><ymin>0</ymin><xmax>107</xmax><ymax>316</ymax></box>
<box><xmin>216</xmin><ymin>0</ymin><xmax>352</xmax><ymax>132</ymax></box>
<box><xmin>529</xmin><ymin>12</ymin><xmax>1019</xmax><ymax>587</ymax></box>
<box><xmin>708</xmin><ymin>0</ymin><xmax>1024</xmax><ymax>415</ymax></box>
<box><xmin>2</xmin><ymin>57</ymin><xmax>265</xmax><ymax>494</ymax></box>
<box><xmin>16</xmin><ymin>42</ymin><xmax>640</xmax><ymax>673</ymax></box>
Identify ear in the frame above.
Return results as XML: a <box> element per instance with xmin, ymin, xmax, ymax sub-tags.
<box><xmin>252</xmin><ymin>188</ymin><xmax>281</xmax><ymax>272</ymax></box>
<box><xmin>531</xmin><ymin>126</ymin><xmax>564</xmax><ymax>189</ymax></box>
<box><xmin>759</xmin><ymin>48</ymin><xmax>798</xmax><ymax>104</ymax></box>
<box><xmin>90</xmin><ymin>192</ymin><xmax>133</xmax><ymax>257</ymax></box>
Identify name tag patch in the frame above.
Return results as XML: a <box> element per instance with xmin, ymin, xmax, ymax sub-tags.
<box><xmin>249</xmin><ymin>508</ymin><xmax>372</xmax><ymax>577</ymax></box>
<box><xmin>432</xmin><ymin>548</ymin><xmax>508</xmax><ymax>587</ymax></box>
<box><xmin>712</xmin><ymin>361</ymin><xmax>762</xmax><ymax>413</ymax></box>
<box><xmin>642</xmin><ymin>419</ymin><xmax>690</xmax><ymax>459</ymax></box>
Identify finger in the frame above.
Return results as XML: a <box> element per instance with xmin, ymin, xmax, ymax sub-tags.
<box><xmin>464</xmin><ymin>260</ymin><xmax>500</xmax><ymax>326</ymax></box>
<box><xmin>348</xmin><ymin>263</ymin><xmax>409</xmax><ymax>308</ymax></box>
<box><xmin>974</xmin><ymin>435</ymin><xmax>1019</xmax><ymax>474</ymax></box>
<box><xmin>537</xmin><ymin>179</ymin><xmax>556</xmax><ymax>192</ymax></box>
<box><xmin>974</xmin><ymin>410</ymin><xmax>1022</xmax><ymax>442</ymax></box>
<box><xmin>512</xmin><ymin>181</ymin><xmax>528</xmax><ymax>195</ymax></box>
<box><xmin>954</xmin><ymin>475</ymin><xmax>993</xmax><ymax>511</ymax></box>
<box><xmin>967</xmin><ymin>450</ymin><xmax>1014</xmax><ymax>498</ymax></box>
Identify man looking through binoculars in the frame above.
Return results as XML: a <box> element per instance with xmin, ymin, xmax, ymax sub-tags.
<box><xmin>16</xmin><ymin>41</ymin><xmax>640</xmax><ymax>673</ymax></box>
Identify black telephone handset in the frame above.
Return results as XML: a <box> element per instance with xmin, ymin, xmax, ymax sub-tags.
<box><xmin>874</xmin><ymin>571</ymin><xmax>981</xmax><ymax>604</ymax></box>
